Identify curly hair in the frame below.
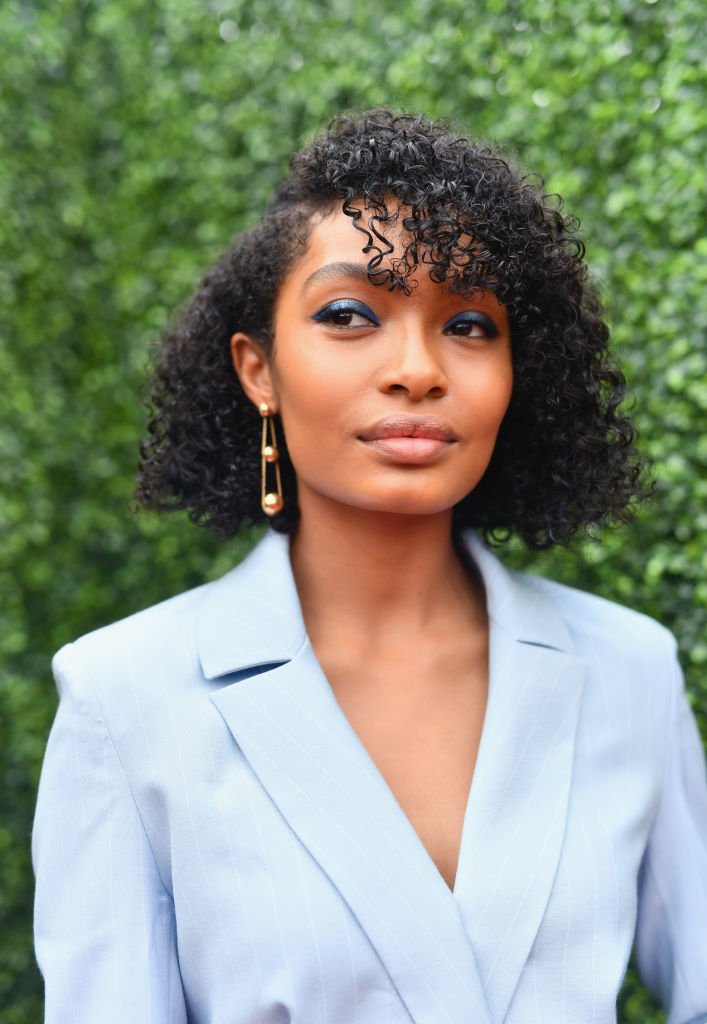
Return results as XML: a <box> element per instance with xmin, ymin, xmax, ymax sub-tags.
<box><xmin>136</xmin><ymin>108</ymin><xmax>647</xmax><ymax>549</ymax></box>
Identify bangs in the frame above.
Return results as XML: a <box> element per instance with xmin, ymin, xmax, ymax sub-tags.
<box><xmin>340</xmin><ymin>194</ymin><xmax>507</xmax><ymax>304</ymax></box>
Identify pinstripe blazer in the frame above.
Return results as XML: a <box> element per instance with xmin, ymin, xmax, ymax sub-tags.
<box><xmin>33</xmin><ymin>529</ymin><xmax>707</xmax><ymax>1024</ymax></box>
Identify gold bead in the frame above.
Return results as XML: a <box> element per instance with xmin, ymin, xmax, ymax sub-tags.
<box><xmin>263</xmin><ymin>492</ymin><xmax>284</xmax><ymax>516</ymax></box>
<box><xmin>263</xmin><ymin>445</ymin><xmax>279</xmax><ymax>463</ymax></box>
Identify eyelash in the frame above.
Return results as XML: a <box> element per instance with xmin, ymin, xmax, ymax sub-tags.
<box><xmin>442</xmin><ymin>313</ymin><xmax>499</xmax><ymax>339</ymax></box>
<box><xmin>311</xmin><ymin>300</ymin><xmax>379</xmax><ymax>329</ymax></box>
<box><xmin>311</xmin><ymin>301</ymin><xmax>499</xmax><ymax>339</ymax></box>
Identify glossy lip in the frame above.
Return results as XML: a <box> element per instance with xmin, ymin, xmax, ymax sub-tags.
<box><xmin>358</xmin><ymin>416</ymin><xmax>457</xmax><ymax>464</ymax></box>
<box><xmin>358</xmin><ymin>415</ymin><xmax>458</xmax><ymax>442</ymax></box>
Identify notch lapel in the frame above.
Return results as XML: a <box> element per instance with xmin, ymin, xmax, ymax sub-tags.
<box><xmin>198</xmin><ymin>529</ymin><xmax>585</xmax><ymax>1024</ymax></box>
<box><xmin>211</xmin><ymin>643</ymin><xmax>491</xmax><ymax>1024</ymax></box>
<box><xmin>201</xmin><ymin>531</ymin><xmax>491</xmax><ymax>1024</ymax></box>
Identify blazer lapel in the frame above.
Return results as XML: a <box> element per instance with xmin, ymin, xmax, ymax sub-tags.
<box><xmin>453</xmin><ymin>536</ymin><xmax>586</xmax><ymax>1022</ymax></box>
<box><xmin>201</xmin><ymin>531</ymin><xmax>491</xmax><ymax>1024</ymax></box>
<box><xmin>198</xmin><ymin>529</ymin><xmax>585</xmax><ymax>1024</ymax></box>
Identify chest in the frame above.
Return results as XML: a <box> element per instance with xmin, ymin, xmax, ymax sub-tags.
<box><xmin>317</xmin><ymin>643</ymin><xmax>489</xmax><ymax>891</ymax></box>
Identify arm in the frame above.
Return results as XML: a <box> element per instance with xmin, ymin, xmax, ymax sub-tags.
<box><xmin>635</xmin><ymin>647</ymin><xmax>707</xmax><ymax>1024</ymax></box>
<box><xmin>32</xmin><ymin>643</ymin><xmax>187</xmax><ymax>1024</ymax></box>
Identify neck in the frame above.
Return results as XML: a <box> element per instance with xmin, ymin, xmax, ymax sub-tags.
<box><xmin>289</xmin><ymin>497</ymin><xmax>484</xmax><ymax>648</ymax></box>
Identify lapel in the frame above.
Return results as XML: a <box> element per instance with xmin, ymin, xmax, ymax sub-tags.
<box><xmin>454</xmin><ymin>536</ymin><xmax>586</xmax><ymax>1022</ymax></box>
<box><xmin>200</xmin><ymin>529</ymin><xmax>585</xmax><ymax>1024</ymax></box>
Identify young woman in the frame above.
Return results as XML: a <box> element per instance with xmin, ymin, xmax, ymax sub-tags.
<box><xmin>33</xmin><ymin>109</ymin><xmax>707</xmax><ymax>1024</ymax></box>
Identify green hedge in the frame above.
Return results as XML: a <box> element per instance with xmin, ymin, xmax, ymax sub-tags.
<box><xmin>1</xmin><ymin>0</ymin><xmax>704</xmax><ymax>1020</ymax></box>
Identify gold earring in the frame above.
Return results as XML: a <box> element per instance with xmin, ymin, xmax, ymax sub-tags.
<box><xmin>259</xmin><ymin>402</ymin><xmax>284</xmax><ymax>516</ymax></box>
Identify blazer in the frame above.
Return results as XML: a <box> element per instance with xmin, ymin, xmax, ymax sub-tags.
<box><xmin>33</xmin><ymin>529</ymin><xmax>707</xmax><ymax>1024</ymax></box>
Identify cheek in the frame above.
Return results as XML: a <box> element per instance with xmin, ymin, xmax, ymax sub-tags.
<box><xmin>273</xmin><ymin>332</ymin><xmax>378</xmax><ymax>414</ymax></box>
<box><xmin>271</xmin><ymin>351</ymin><xmax>357</xmax><ymax>463</ymax></box>
<box><xmin>463</xmin><ymin>357</ymin><xmax>513</xmax><ymax>432</ymax></box>
<box><xmin>490</xmin><ymin>375</ymin><xmax>514</xmax><ymax>428</ymax></box>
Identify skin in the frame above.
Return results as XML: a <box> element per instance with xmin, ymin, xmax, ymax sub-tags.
<box><xmin>231</xmin><ymin>203</ymin><xmax>513</xmax><ymax>891</ymax></box>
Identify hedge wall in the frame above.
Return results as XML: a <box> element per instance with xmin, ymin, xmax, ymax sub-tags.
<box><xmin>1</xmin><ymin>0</ymin><xmax>704</xmax><ymax>1020</ymax></box>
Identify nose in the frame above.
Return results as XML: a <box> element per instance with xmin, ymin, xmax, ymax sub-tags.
<box><xmin>377</xmin><ymin>326</ymin><xmax>448</xmax><ymax>401</ymax></box>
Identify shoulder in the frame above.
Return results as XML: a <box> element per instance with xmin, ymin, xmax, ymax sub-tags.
<box><xmin>467</xmin><ymin>531</ymin><xmax>677</xmax><ymax>664</ymax></box>
<box><xmin>52</xmin><ymin>529</ymin><xmax>302</xmax><ymax>708</ymax></box>
<box><xmin>513</xmin><ymin>571</ymin><xmax>685</xmax><ymax>755</ymax></box>
<box><xmin>521</xmin><ymin>571</ymin><xmax>677</xmax><ymax>657</ymax></box>
<box><xmin>513</xmin><ymin>573</ymin><xmax>682</xmax><ymax>727</ymax></box>
<box><xmin>55</xmin><ymin>580</ymin><xmax>209</xmax><ymax>667</ymax></box>
<box><xmin>51</xmin><ymin>579</ymin><xmax>214</xmax><ymax>711</ymax></box>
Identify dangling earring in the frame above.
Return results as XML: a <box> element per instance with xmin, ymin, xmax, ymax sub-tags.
<box><xmin>259</xmin><ymin>402</ymin><xmax>284</xmax><ymax>516</ymax></box>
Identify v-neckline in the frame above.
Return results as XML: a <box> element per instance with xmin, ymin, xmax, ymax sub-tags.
<box><xmin>309</xmin><ymin>636</ymin><xmax>489</xmax><ymax>898</ymax></box>
<box><xmin>299</xmin><ymin>530</ymin><xmax>492</xmax><ymax>897</ymax></box>
<box><xmin>205</xmin><ymin>529</ymin><xmax>586</xmax><ymax>1024</ymax></box>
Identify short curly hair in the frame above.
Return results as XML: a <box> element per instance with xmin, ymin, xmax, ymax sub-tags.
<box><xmin>136</xmin><ymin>108</ymin><xmax>646</xmax><ymax>549</ymax></box>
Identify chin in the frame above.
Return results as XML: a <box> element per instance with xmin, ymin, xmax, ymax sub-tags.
<box><xmin>348</xmin><ymin>490</ymin><xmax>462</xmax><ymax>517</ymax></box>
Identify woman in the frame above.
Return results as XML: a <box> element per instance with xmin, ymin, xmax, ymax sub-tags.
<box><xmin>33</xmin><ymin>109</ymin><xmax>707</xmax><ymax>1023</ymax></box>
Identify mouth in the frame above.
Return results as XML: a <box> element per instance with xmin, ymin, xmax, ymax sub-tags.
<box><xmin>359</xmin><ymin>415</ymin><xmax>457</xmax><ymax>442</ymax></box>
<box><xmin>358</xmin><ymin>415</ymin><xmax>457</xmax><ymax>463</ymax></box>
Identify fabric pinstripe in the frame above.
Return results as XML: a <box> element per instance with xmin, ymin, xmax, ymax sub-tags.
<box><xmin>33</xmin><ymin>530</ymin><xmax>707</xmax><ymax>1023</ymax></box>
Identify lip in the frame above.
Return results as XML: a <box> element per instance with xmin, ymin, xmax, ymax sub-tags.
<box><xmin>358</xmin><ymin>415</ymin><xmax>457</xmax><ymax>463</ymax></box>
<box><xmin>358</xmin><ymin>415</ymin><xmax>457</xmax><ymax>443</ymax></box>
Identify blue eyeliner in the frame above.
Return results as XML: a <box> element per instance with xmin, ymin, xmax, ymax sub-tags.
<box><xmin>311</xmin><ymin>299</ymin><xmax>380</xmax><ymax>325</ymax></box>
<box><xmin>442</xmin><ymin>311</ymin><xmax>499</xmax><ymax>337</ymax></box>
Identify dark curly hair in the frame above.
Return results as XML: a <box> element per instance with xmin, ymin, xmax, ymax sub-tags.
<box><xmin>136</xmin><ymin>108</ymin><xmax>647</xmax><ymax>549</ymax></box>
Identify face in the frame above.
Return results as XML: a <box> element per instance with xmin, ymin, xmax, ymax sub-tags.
<box><xmin>233</xmin><ymin>204</ymin><xmax>513</xmax><ymax>521</ymax></box>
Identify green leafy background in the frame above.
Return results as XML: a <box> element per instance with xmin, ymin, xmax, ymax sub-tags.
<box><xmin>1</xmin><ymin>0</ymin><xmax>704</xmax><ymax>1019</ymax></box>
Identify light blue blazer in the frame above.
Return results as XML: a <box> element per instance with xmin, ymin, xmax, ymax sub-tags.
<box><xmin>33</xmin><ymin>530</ymin><xmax>707</xmax><ymax>1024</ymax></box>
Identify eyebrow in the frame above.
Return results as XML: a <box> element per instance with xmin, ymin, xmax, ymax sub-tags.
<box><xmin>299</xmin><ymin>261</ymin><xmax>374</xmax><ymax>297</ymax></box>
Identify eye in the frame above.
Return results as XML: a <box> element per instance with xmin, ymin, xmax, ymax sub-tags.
<box><xmin>442</xmin><ymin>312</ymin><xmax>500</xmax><ymax>339</ymax></box>
<box><xmin>311</xmin><ymin>299</ymin><xmax>380</xmax><ymax>329</ymax></box>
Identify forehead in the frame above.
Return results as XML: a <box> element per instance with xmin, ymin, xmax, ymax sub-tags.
<box><xmin>305</xmin><ymin>203</ymin><xmax>403</xmax><ymax>265</ymax></box>
<box><xmin>276</xmin><ymin>203</ymin><xmax>401</xmax><ymax>298</ymax></box>
<box><xmin>291</xmin><ymin>200</ymin><xmax>477</xmax><ymax>294</ymax></box>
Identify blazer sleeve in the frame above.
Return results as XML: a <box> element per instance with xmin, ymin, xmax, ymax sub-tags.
<box><xmin>32</xmin><ymin>643</ymin><xmax>187</xmax><ymax>1024</ymax></box>
<box><xmin>635</xmin><ymin>645</ymin><xmax>707</xmax><ymax>1024</ymax></box>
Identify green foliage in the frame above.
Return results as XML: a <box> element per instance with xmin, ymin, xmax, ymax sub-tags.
<box><xmin>1</xmin><ymin>0</ymin><xmax>704</xmax><ymax>1019</ymax></box>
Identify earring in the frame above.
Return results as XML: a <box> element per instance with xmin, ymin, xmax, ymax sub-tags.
<box><xmin>259</xmin><ymin>402</ymin><xmax>284</xmax><ymax>516</ymax></box>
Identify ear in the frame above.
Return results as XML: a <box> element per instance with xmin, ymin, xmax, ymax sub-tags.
<box><xmin>230</xmin><ymin>332</ymin><xmax>278</xmax><ymax>412</ymax></box>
